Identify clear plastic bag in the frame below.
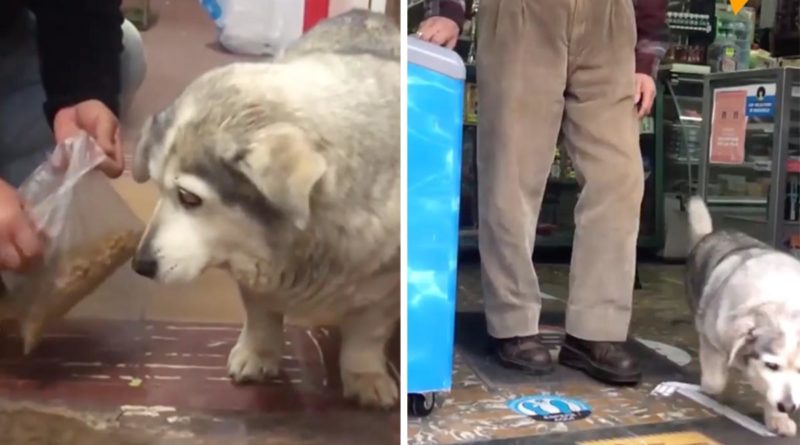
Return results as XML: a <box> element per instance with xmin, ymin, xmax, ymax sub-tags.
<box><xmin>199</xmin><ymin>0</ymin><xmax>303</xmax><ymax>57</ymax></box>
<box><xmin>0</xmin><ymin>132</ymin><xmax>145</xmax><ymax>354</ymax></box>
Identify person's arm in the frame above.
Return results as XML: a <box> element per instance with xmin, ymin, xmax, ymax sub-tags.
<box><xmin>29</xmin><ymin>0</ymin><xmax>124</xmax><ymax>128</ymax></box>
<box><xmin>634</xmin><ymin>0</ymin><xmax>669</xmax><ymax>78</ymax></box>
<box><xmin>424</xmin><ymin>0</ymin><xmax>467</xmax><ymax>29</ymax></box>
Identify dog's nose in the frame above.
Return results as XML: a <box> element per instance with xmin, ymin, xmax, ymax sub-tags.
<box><xmin>777</xmin><ymin>402</ymin><xmax>796</xmax><ymax>414</ymax></box>
<box><xmin>131</xmin><ymin>255</ymin><xmax>158</xmax><ymax>278</ymax></box>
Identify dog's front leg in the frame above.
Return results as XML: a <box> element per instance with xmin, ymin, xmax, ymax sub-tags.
<box><xmin>228</xmin><ymin>286</ymin><xmax>284</xmax><ymax>383</ymax></box>
<box><xmin>698</xmin><ymin>337</ymin><xmax>728</xmax><ymax>395</ymax></box>
<box><xmin>764</xmin><ymin>402</ymin><xmax>798</xmax><ymax>437</ymax></box>
<box><xmin>339</xmin><ymin>298</ymin><xmax>399</xmax><ymax>409</ymax></box>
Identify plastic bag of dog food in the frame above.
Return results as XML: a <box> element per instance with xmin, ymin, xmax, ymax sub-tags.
<box><xmin>0</xmin><ymin>132</ymin><xmax>144</xmax><ymax>354</ymax></box>
<box><xmin>199</xmin><ymin>0</ymin><xmax>303</xmax><ymax>56</ymax></box>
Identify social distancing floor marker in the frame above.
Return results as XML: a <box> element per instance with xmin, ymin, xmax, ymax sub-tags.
<box><xmin>507</xmin><ymin>395</ymin><xmax>592</xmax><ymax>422</ymax></box>
<box><xmin>578</xmin><ymin>431</ymin><xmax>721</xmax><ymax>445</ymax></box>
<box><xmin>651</xmin><ymin>382</ymin><xmax>776</xmax><ymax>438</ymax></box>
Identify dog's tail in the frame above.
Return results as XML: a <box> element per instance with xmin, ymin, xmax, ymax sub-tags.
<box><xmin>687</xmin><ymin>196</ymin><xmax>714</xmax><ymax>248</ymax></box>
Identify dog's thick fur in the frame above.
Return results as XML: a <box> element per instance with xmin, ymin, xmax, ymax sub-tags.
<box><xmin>281</xmin><ymin>9</ymin><xmax>400</xmax><ymax>61</ymax></box>
<box><xmin>131</xmin><ymin>9</ymin><xmax>400</xmax><ymax>408</ymax></box>
<box><xmin>686</xmin><ymin>197</ymin><xmax>800</xmax><ymax>436</ymax></box>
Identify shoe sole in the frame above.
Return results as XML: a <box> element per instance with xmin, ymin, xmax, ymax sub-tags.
<box><xmin>558</xmin><ymin>348</ymin><xmax>641</xmax><ymax>386</ymax></box>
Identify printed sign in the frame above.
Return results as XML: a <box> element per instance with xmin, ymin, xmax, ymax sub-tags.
<box><xmin>579</xmin><ymin>431</ymin><xmax>722</xmax><ymax>445</ymax></box>
<box><xmin>745</xmin><ymin>83</ymin><xmax>776</xmax><ymax>118</ymax></box>
<box><xmin>709</xmin><ymin>88</ymin><xmax>747</xmax><ymax>165</ymax></box>
<box><xmin>507</xmin><ymin>395</ymin><xmax>591</xmax><ymax>422</ymax></box>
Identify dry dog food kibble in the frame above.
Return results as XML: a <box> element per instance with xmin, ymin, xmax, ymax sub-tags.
<box><xmin>0</xmin><ymin>230</ymin><xmax>141</xmax><ymax>354</ymax></box>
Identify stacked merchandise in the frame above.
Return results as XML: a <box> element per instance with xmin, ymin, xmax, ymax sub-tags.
<box><xmin>664</xmin><ymin>1</ymin><xmax>796</xmax><ymax>72</ymax></box>
<box><xmin>666</xmin><ymin>10</ymin><xmax>715</xmax><ymax>64</ymax></box>
<box><xmin>460</xmin><ymin>80</ymin><xmax>478</xmax><ymax>230</ymax></box>
<box><xmin>459</xmin><ymin>127</ymin><xmax>477</xmax><ymax>230</ymax></box>
<box><xmin>708</xmin><ymin>5</ymin><xmax>755</xmax><ymax>72</ymax></box>
<box><xmin>664</xmin><ymin>0</ymin><xmax>717</xmax><ymax>66</ymax></box>
<box><xmin>788</xmin><ymin>159</ymin><xmax>800</xmax><ymax>257</ymax></box>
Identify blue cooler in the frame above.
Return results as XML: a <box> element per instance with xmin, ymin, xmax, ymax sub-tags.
<box><xmin>406</xmin><ymin>37</ymin><xmax>465</xmax><ymax>416</ymax></box>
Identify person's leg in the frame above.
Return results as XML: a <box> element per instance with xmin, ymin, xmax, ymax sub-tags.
<box><xmin>120</xmin><ymin>19</ymin><xmax>147</xmax><ymax>118</ymax></box>
<box><xmin>557</xmin><ymin>0</ymin><xmax>644</xmax><ymax>384</ymax></box>
<box><xmin>0</xmin><ymin>14</ymin><xmax>146</xmax><ymax>187</ymax></box>
<box><xmin>0</xmin><ymin>13</ymin><xmax>53</xmax><ymax>187</ymax></box>
<box><xmin>476</xmin><ymin>0</ymin><xmax>568</xmax><ymax>372</ymax></box>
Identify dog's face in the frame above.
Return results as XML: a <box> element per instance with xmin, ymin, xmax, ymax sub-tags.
<box><xmin>130</xmin><ymin>75</ymin><xmax>327</xmax><ymax>283</ymax></box>
<box><xmin>737</xmin><ymin>324</ymin><xmax>800</xmax><ymax>415</ymax></box>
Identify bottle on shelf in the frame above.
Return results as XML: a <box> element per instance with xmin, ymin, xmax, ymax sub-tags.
<box><xmin>550</xmin><ymin>149</ymin><xmax>561</xmax><ymax>180</ymax></box>
<box><xmin>464</xmin><ymin>83</ymin><xmax>478</xmax><ymax>125</ymax></box>
<box><xmin>787</xmin><ymin>178</ymin><xmax>800</xmax><ymax>222</ymax></box>
<box><xmin>707</xmin><ymin>31</ymin><xmax>740</xmax><ymax>72</ymax></box>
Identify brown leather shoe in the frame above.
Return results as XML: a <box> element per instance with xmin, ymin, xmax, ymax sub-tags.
<box><xmin>491</xmin><ymin>335</ymin><xmax>554</xmax><ymax>374</ymax></box>
<box><xmin>558</xmin><ymin>334</ymin><xmax>641</xmax><ymax>385</ymax></box>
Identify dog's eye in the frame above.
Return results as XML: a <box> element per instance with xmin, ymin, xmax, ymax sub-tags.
<box><xmin>177</xmin><ymin>188</ymin><xmax>202</xmax><ymax>209</ymax></box>
<box><xmin>765</xmin><ymin>362</ymin><xmax>780</xmax><ymax>371</ymax></box>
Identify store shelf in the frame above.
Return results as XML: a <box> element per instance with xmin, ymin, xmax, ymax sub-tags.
<box><xmin>697</xmin><ymin>68</ymin><xmax>799</xmax><ymax>252</ymax></box>
<box><xmin>668</xmin><ymin>157</ymin><xmax>798</xmax><ymax>173</ymax></box>
<box><xmin>661</xmin><ymin>64</ymin><xmax>712</xmax><ymax>75</ymax></box>
<box><xmin>666</xmin><ymin>121</ymin><xmax>702</xmax><ymax>127</ymax></box>
<box><xmin>720</xmin><ymin>215</ymin><xmax>800</xmax><ymax>230</ymax></box>
<box><xmin>747</xmin><ymin>123</ymin><xmax>775</xmax><ymax>132</ymax></box>
<box><xmin>707</xmin><ymin>196</ymin><xmax>768</xmax><ymax>206</ymax></box>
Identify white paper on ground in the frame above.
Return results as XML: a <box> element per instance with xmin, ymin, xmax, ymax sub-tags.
<box><xmin>651</xmin><ymin>381</ymin><xmax>777</xmax><ymax>438</ymax></box>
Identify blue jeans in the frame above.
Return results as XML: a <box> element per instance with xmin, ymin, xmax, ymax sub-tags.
<box><xmin>0</xmin><ymin>14</ymin><xmax>146</xmax><ymax>187</ymax></box>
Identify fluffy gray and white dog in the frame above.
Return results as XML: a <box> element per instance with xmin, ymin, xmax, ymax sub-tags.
<box><xmin>686</xmin><ymin>196</ymin><xmax>800</xmax><ymax>436</ymax></box>
<box><xmin>130</xmin><ymin>9</ymin><xmax>400</xmax><ymax>408</ymax></box>
<box><xmin>281</xmin><ymin>8</ymin><xmax>400</xmax><ymax>61</ymax></box>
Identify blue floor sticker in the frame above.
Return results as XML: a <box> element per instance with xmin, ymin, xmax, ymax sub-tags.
<box><xmin>508</xmin><ymin>395</ymin><xmax>592</xmax><ymax>422</ymax></box>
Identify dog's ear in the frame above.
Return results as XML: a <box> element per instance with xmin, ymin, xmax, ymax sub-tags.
<box><xmin>728</xmin><ymin>330</ymin><xmax>755</xmax><ymax>367</ymax></box>
<box><xmin>234</xmin><ymin>123</ymin><xmax>327</xmax><ymax>230</ymax></box>
<box><xmin>133</xmin><ymin>108</ymin><xmax>173</xmax><ymax>183</ymax></box>
<box><xmin>727</xmin><ymin>324</ymin><xmax>770</xmax><ymax>367</ymax></box>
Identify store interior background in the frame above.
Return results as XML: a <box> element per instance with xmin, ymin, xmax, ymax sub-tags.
<box><xmin>0</xmin><ymin>1</ymin><xmax>400</xmax><ymax>445</ymax></box>
<box><xmin>408</xmin><ymin>0</ymin><xmax>799</xmax><ymax>444</ymax></box>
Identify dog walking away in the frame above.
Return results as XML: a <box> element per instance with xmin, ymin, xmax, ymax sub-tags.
<box><xmin>685</xmin><ymin>196</ymin><xmax>800</xmax><ymax>436</ymax></box>
<box><xmin>130</xmin><ymin>9</ymin><xmax>400</xmax><ymax>409</ymax></box>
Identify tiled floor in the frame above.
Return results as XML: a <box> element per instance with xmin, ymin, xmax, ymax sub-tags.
<box><xmin>0</xmin><ymin>2</ymin><xmax>399</xmax><ymax>444</ymax></box>
<box><xmin>408</xmin><ymin>260</ymin><xmax>799</xmax><ymax>445</ymax></box>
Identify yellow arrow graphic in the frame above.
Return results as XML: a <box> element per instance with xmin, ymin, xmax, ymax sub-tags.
<box><xmin>729</xmin><ymin>0</ymin><xmax>749</xmax><ymax>14</ymax></box>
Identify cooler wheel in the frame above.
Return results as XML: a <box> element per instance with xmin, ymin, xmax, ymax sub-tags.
<box><xmin>408</xmin><ymin>393</ymin><xmax>436</xmax><ymax>417</ymax></box>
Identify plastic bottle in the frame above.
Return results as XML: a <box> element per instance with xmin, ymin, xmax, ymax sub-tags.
<box><xmin>708</xmin><ymin>31</ymin><xmax>739</xmax><ymax>72</ymax></box>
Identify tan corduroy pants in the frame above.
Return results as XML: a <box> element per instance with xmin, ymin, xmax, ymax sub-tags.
<box><xmin>476</xmin><ymin>0</ymin><xmax>644</xmax><ymax>341</ymax></box>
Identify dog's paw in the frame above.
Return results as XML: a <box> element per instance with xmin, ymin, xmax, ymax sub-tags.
<box><xmin>766</xmin><ymin>412</ymin><xmax>797</xmax><ymax>437</ymax></box>
<box><xmin>342</xmin><ymin>370</ymin><xmax>398</xmax><ymax>409</ymax></box>
<box><xmin>700</xmin><ymin>375</ymin><xmax>726</xmax><ymax>396</ymax></box>
<box><xmin>227</xmin><ymin>340</ymin><xmax>281</xmax><ymax>383</ymax></box>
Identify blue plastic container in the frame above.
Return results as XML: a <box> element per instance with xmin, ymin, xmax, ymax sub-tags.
<box><xmin>406</xmin><ymin>37</ymin><xmax>465</xmax><ymax>415</ymax></box>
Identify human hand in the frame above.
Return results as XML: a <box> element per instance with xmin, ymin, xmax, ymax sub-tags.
<box><xmin>53</xmin><ymin>100</ymin><xmax>124</xmax><ymax>178</ymax></box>
<box><xmin>416</xmin><ymin>17</ymin><xmax>460</xmax><ymax>50</ymax></box>
<box><xmin>635</xmin><ymin>73</ymin><xmax>656</xmax><ymax>118</ymax></box>
<box><xmin>0</xmin><ymin>181</ymin><xmax>44</xmax><ymax>273</ymax></box>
